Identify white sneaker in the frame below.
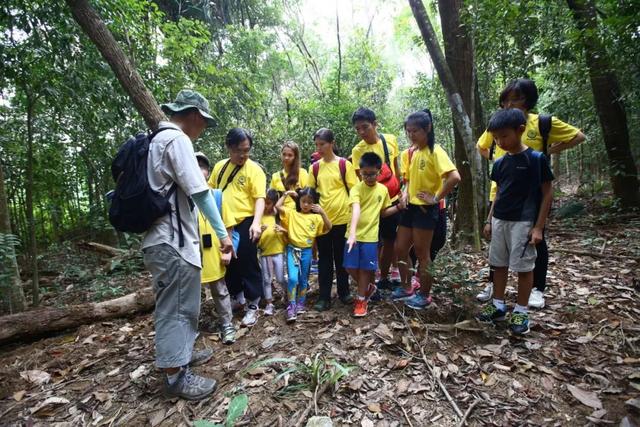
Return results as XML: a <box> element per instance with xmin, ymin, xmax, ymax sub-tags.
<box><xmin>241</xmin><ymin>305</ymin><xmax>258</xmax><ymax>327</ymax></box>
<box><xmin>528</xmin><ymin>289</ymin><xmax>545</xmax><ymax>309</ymax></box>
<box><xmin>476</xmin><ymin>282</ymin><xmax>493</xmax><ymax>302</ymax></box>
<box><xmin>263</xmin><ymin>303</ymin><xmax>275</xmax><ymax>316</ymax></box>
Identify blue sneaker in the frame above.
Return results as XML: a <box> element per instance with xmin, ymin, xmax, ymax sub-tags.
<box><xmin>310</xmin><ymin>260</ymin><xmax>319</xmax><ymax>274</ymax></box>
<box><xmin>404</xmin><ymin>293</ymin><xmax>432</xmax><ymax>310</ymax></box>
<box><xmin>391</xmin><ymin>282</ymin><xmax>419</xmax><ymax>301</ymax></box>
<box><xmin>475</xmin><ymin>304</ymin><xmax>507</xmax><ymax>323</ymax></box>
<box><xmin>509</xmin><ymin>312</ymin><xmax>530</xmax><ymax>335</ymax></box>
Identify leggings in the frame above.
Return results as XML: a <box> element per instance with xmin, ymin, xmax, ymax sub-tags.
<box><xmin>225</xmin><ymin>216</ymin><xmax>263</xmax><ymax>302</ymax></box>
<box><xmin>286</xmin><ymin>245</ymin><xmax>312</xmax><ymax>304</ymax></box>
<box><xmin>316</xmin><ymin>223</ymin><xmax>350</xmax><ymax>301</ymax></box>
<box><xmin>259</xmin><ymin>253</ymin><xmax>285</xmax><ymax>301</ymax></box>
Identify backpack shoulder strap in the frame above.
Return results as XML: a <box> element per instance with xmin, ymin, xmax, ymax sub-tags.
<box><xmin>279</xmin><ymin>170</ymin><xmax>286</xmax><ymax>189</ymax></box>
<box><xmin>408</xmin><ymin>146</ymin><xmax>416</xmax><ymax>164</ymax></box>
<box><xmin>538</xmin><ymin>114</ymin><xmax>552</xmax><ymax>156</ymax></box>
<box><xmin>489</xmin><ymin>140</ymin><xmax>496</xmax><ymax>161</ymax></box>
<box><xmin>378</xmin><ymin>133</ymin><xmax>391</xmax><ymax>165</ymax></box>
<box><xmin>312</xmin><ymin>161</ymin><xmax>320</xmax><ymax>183</ymax></box>
<box><xmin>149</xmin><ymin>127</ymin><xmax>173</xmax><ymax>141</ymax></box>
<box><xmin>216</xmin><ymin>159</ymin><xmax>231</xmax><ymax>188</ymax></box>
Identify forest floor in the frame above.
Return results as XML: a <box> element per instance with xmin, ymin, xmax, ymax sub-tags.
<box><xmin>1</xmin><ymin>194</ymin><xmax>639</xmax><ymax>427</ymax></box>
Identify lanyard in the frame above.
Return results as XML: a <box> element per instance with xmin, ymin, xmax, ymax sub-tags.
<box><xmin>216</xmin><ymin>160</ymin><xmax>242</xmax><ymax>192</ymax></box>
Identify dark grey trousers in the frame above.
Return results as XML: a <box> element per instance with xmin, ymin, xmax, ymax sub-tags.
<box><xmin>143</xmin><ymin>244</ymin><xmax>201</xmax><ymax>369</ymax></box>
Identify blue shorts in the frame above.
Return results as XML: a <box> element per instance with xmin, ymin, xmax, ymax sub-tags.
<box><xmin>343</xmin><ymin>242</ymin><xmax>378</xmax><ymax>271</ymax></box>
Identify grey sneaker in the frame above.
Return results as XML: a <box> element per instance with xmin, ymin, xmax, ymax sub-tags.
<box><xmin>220</xmin><ymin>323</ymin><xmax>236</xmax><ymax>345</ymax></box>
<box><xmin>189</xmin><ymin>348</ymin><xmax>213</xmax><ymax>367</ymax></box>
<box><xmin>476</xmin><ymin>282</ymin><xmax>493</xmax><ymax>302</ymax></box>
<box><xmin>164</xmin><ymin>368</ymin><xmax>217</xmax><ymax>401</ymax></box>
<box><xmin>241</xmin><ymin>305</ymin><xmax>258</xmax><ymax>327</ymax></box>
<box><xmin>263</xmin><ymin>303</ymin><xmax>275</xmax><ymax>316</ymax></box>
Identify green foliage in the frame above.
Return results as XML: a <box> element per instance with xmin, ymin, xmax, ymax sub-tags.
<box><xmin>0</xmin><ymin>233</ymin><xmax>21</xmax><ymax>308</ymax></box>
<box><xmin>193</xmin><ymin>393</ymin><xmax>248</xmax><ymax>427</ymax></box>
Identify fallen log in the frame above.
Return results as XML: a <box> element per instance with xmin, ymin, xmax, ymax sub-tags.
<box><xmin>77</xmin><ymin>241</ymin><xmax>127</xmax><ymax>257</ymax></box>
<box><xmin>0</xmin><ymin>286</ymin><xmax>154</xmax><ymax>345</ymax></box>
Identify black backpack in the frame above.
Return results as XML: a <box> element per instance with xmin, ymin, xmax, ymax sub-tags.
<box><xmin>489</xmin><ymin>114</ymin><xmax>552</xmax><ymax>160</ymax></box>
<box><xmin>108</xmin><ymin>128</ymin><xmax>184</xmax><ymax>243</ymax></box>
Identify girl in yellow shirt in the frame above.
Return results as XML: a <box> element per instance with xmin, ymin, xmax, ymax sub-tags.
<box><xmin>393</xmin><ymin>110</ymin><xmax>461</xmax><ymax>310</ymax></box>
<box><xmin>276</xmin><ymin>187</ymin><xmax>331</xmax><ymax>322</ymax></box>
<box><xmin>269</xmin><ymin>141</ymin><xmax>309</xmax><ymax>210</ymax></box>
<box><xmin>258</xmin><ymin>189</ymin><xmax>287</xmax><ymax>316</ymax></box>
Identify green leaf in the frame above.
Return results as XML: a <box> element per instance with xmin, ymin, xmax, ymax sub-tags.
<box><xmin>192</xmin><ymin>420</ymin><xmax>221</xmax><ymax>427</ymax></box>
<box><xmin>225</xmin><ymin>394</ymin><xmax>248</xmax><ymax>427</ymax></box>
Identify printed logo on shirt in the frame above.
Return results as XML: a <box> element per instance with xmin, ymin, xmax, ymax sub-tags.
<box><xmin>238</xmin><ymin>175</ymin><xmax>246</xmax><ymax>186</ymax></box>
<box><xmin>377</xmin><ymin>195</ymin><xmax>382</xmax><ymax>202</ymax></box>
<box><xmin>308</xmin><ymin>223</ymin><xmax>316</xmax><ymax>232</ymax></box>
<box><xmin>419</xmin><ymin>159</ymin><xmax>426</xmax><ymax>170</ymax></box>
<box><xmin>527</xmin><ymin>130</ymin><xmax>537</xmax><ymax>139</ymax></box>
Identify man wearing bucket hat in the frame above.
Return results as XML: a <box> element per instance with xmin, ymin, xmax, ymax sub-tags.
<box><xmin>142</xmin><ymin>89</ymin><xmax>232</xmax><ymax>400</ymax></box>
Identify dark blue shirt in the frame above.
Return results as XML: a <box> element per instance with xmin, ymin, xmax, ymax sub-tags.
<box><xmin>491</xmin><ymin>147</ymin><xmax>554</xmax><ymax>222</ymax></box>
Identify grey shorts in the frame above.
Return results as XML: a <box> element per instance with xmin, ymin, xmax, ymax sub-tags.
<box><xmin>489</xmin><ymin>218</ymin><xmax>537</xmax><ymax>272</ymax></box>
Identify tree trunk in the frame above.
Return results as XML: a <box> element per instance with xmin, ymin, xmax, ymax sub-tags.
<box><xmin>409</xmin><ymin>0</ymin><xmax>481</xmax><ymax>249</ymax></box>
<box><xmin>566</xmin><ymin>0</ymin><xmax>640</xmax><ymax>207</ymax></box>
<box><xmin>0</xmin><ymin>286</ymin><xmax>154</xmax><ymax>344</ymax></box>
<box><xmin>0</xmin><ymin>158</ymin><xmax>26</xmax><ymax>313</ymax></box>
<box><xmin>65</xmin><ymin>0</ymin><xmax>166</xmax><ymax>130</ymax></box>
<box><xmin>25</xmin><ymin>96</ymin><xmax>40</xmax><ymax>306</ymax></box>
<box><xmin>438</xmin><ymin>0</ymin><xmax>484</xmax><ymax>246</ymax></box>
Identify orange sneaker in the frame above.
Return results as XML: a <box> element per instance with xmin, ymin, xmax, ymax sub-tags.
<box><xmin>353</xmin><ymin>298</ymin><xmax>368</xmax><ymax>317</ymax></box>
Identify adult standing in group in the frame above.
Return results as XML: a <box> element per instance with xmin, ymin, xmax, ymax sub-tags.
<box><xmin>308</xmin><ymin>128</ymin><xmax>359</xmax><ymax>311</ymax></box>
<box><xmin>142</xmin><ymin>89</ymin><xmax>233</xmax><ymax>400</ymax></box>
<box><xmin>269</xmin><ymin>141</ymin><xmax>309</xmax><ymax>208</ymax></box>
<box><xmin>209</xmin><ymin>128</ymin><xmax>266</xmax><ymax>327</ymax></box>
<box><xmin>476</xmin><ymin>78</ymin><xmax>586</xmax><ymax>308</ymax></box>
<box><xmin>351</xmin><ymin>107</ymin><xmax>402</xmax><ymax>289</ymax></box>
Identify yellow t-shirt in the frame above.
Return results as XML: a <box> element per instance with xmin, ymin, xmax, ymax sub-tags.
<box><xmin>307</xmin><ymin>158</ymin><xmax>358</xmax><ymax>225</ymax></box>
<box><xmin>269</xmin><ymin>168</ymin><xmax>309</xmax><ymax>210</ymax></box>
<box><xmin>407</xmin><ymin>144</ymin><xmax>457</xmax><ymax>206</ymax></box>
<box><xmin>281</xmin><ymin>208</ymin><xmax>327</xmax><ymax>248</ymax></box>
<box><xmin>351</xmin><ymin>133</ymin><xmax>399</xmax><ymax>175</ymax></box>
<box><xmin>208</xmin><ymin>158</ymin><xmax>266</xmax><ymax>221</ymax></box>
<box><xmin>400</xmin><ymin>148</ymin><xmax>410</xmax><ymax>181</ymax></box>
<box><xmin>346</xmin><ymin>181</ymin><xmax>391</xmax><ymax>243</ymax></box>
<box><xmin>258</xmin><ymin>214</ymin><xmax>286</xmax><ymax>256</ymax></box>
<box><xmin>198</xmin><ymin>194</ymin><xmax>237</xmax><ymax>283</ymax></box>
<box><xmin>477</xmin><ymin>113</ymin><xmax>580</xmax><ymax>200</ymax></box>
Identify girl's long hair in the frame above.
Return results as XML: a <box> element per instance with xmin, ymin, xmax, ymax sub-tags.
<box><xmin>281</xmin><ymin>141</ymin><xmax>300</xmax><ymax>191</ymax></box>
<box><xmin>404</xmin><ymin>109</ymin><xmax>435</xmax><ymax>152</ymax></box>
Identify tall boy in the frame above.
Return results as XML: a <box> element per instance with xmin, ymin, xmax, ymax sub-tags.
<box><xmin>345</xmin><ymin>153</ymin><xmax>403</xmax><ymax>317</ymax></box>
<box><xmin>351</xmin><ymin>108</ymin><xmax>402</xmax><ymax>289</ymax></box>
<box><xmin>476</xmin><ymin>109</ymin><xmax>554</xmax><ymax>335</ymax></box>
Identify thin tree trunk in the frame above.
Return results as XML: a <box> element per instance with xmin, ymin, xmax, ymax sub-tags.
<box><xmin>65</xmin><ymin>0</ymin><xmax>166</xmax><ymax>130</ymax></box>
<box><xmin>566</xmin><ymin>0</ymin><xmax>640</xmax><ymax>207</ymax></box>
<box><xmin>25</xmin><ymin>96</ymin><xmax>39</xmax><ymax>306</ymax></box>
<box><xmin>0</xmin><ymin>157</ymin><xmax>26</xmax><ymax>313</ymax></box>
<box><xmin>409</xmin><ymin>0</ymin><xmax>481</xmax><ymax>249</ymax></box>
<box><xmin>336</xmin><ymin>1</ymin><xmax>342</xmax><ymax>97</ymax></box>
<box><xmin>438</xmin><ymin>0</ymin><xmax>482</xmax><ymax>246</ymax></box>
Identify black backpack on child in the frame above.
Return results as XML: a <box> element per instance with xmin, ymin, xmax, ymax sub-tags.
<box><xmin>108</xmin><ymin>128</ymin><xmax>183</xmax><ymax>241</ymax></box>
<box><xmin>489</xmin><ymin>114</ymin><xmax>552</xmax><ymax>160</ymax></box>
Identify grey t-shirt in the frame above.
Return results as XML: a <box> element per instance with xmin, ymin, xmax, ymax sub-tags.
<box><xmin>141</xmin><ymin>121</ymin><xmax>209</xmax><ymax>268</ymax></box>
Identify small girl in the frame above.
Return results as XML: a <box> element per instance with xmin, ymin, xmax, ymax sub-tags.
<box><xmin>258</xmin><ymin>189</ymin><xmax>287</xmax><ymax>315</ymax></box>
<box><xmin>276</xmin><ymin>187</ymin><xmax>331</xmax><ymax>322</ymax></box>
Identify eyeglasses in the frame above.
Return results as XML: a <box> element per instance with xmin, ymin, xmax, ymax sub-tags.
<box><xmin>361</xmin><ymin>171</ymin><xmax>379</xmax><ymax>178</ymax></box>
<box><xmin>230</xmin><ymin>146</ymin><xmax>251</xmax><ymax>155</ymax></box>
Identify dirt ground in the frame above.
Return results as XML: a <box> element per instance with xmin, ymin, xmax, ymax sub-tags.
<box><xmin>1</xmin><ymin>198</ymin><xmax>639</xmax><ymax>426</ymax></box>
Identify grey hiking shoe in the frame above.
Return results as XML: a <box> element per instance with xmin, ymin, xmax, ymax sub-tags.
<box><xmin>221</xmin><ymin>323</ymin><xmax>236</xmax><ymax>345</ymax></box>
<box><xmin>164</xmin><ymin>368</ymin><xmax>217</xmax><ymax>401</ymax></box>
<box><xmin>189</xmin><ymin>348</ymin><xmax>213</xmax><ymax>367</ymax></box>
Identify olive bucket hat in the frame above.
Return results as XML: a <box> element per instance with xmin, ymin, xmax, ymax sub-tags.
<box><xmin>161</xmin><ymin>89</ymin><xmax>216</xmax><ymax>128</ymax></box>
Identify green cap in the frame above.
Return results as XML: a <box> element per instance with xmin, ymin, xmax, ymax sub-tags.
<box><xmin>161</xmin><ymin>89</ymin><xmax>216</xmax><ymax>128</ymax></box>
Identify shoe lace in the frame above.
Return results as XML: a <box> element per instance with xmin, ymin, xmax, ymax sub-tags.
<box><xmin>481</xmin><ymin>304</ymin><xmax>497</xmax><ymax>315</ymax></box>
<box><xmin>511</xmin><ymin>313</ymin><xmax>527</xmax><ymax>325</ymax></box>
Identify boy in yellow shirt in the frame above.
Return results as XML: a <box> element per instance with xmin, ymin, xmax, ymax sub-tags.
<box><xmin>196</xmin><ymin>152</ymin><xmax>238</xmax><ymax>345</ymax></box>
<box><xmin>345</xmin><ymin>153</ymin><xmax>404</xmax><ymax>317</ymax></box>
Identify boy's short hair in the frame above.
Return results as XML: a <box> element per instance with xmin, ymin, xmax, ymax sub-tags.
<box><xmin>487</xmin><ymin>108</ymin><xmax>527</xmax><ymax>132</ymax></box>
<box><xmin>351</xmin><ymin>107</ymin><xmax>376</xmax><ymax>124</ymax></box>
<box><xmin>359</xmin><ymin>152</ymin><xmax>383</xmax><ymax>170</ymax></box>
<box><xmin>499</xmin><ymin>78</ymin><xmax>539</xmax><ymax>110</ymax></box>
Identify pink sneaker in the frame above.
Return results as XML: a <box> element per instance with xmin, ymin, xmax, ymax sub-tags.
<box><xmin>411</xmin><ymin>275</ymin><xmax>421</xmax><ymax>289</ymax></box>
<box><xmin>390</xmin><ymin>268</ymin><xmax>401</xmax><ymax>281</ymax></box>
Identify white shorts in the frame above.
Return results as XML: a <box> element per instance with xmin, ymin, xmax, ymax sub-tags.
<box><xmin>489</xmin><ymin>218</ymin><xmax>537</xmax><ymax>272</ymax></box>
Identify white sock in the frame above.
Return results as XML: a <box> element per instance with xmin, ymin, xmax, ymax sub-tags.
<box><xmin>514</xmin><ymin>304</ymin><xmax>528</xmax><ymax>314</ymax></box>
<box><xmin>356</xmin><ymin>295</ymin><xmax>366</xmax><ymax>301</ymax></box>
<box><xmin>492</xmin><ymin>298</ymin><xmax>506</xmax><ymax>311</ymax></box>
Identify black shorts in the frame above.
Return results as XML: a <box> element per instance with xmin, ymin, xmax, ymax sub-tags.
<box><xmin>399</xmin><ymin>204</ymin><xmax>440</xmax><ymax>230</ymax></box>
<box><xmin>379</xmin><ymin>201</ymin><xmax>400</xmax><ymax>241</ymax></box>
